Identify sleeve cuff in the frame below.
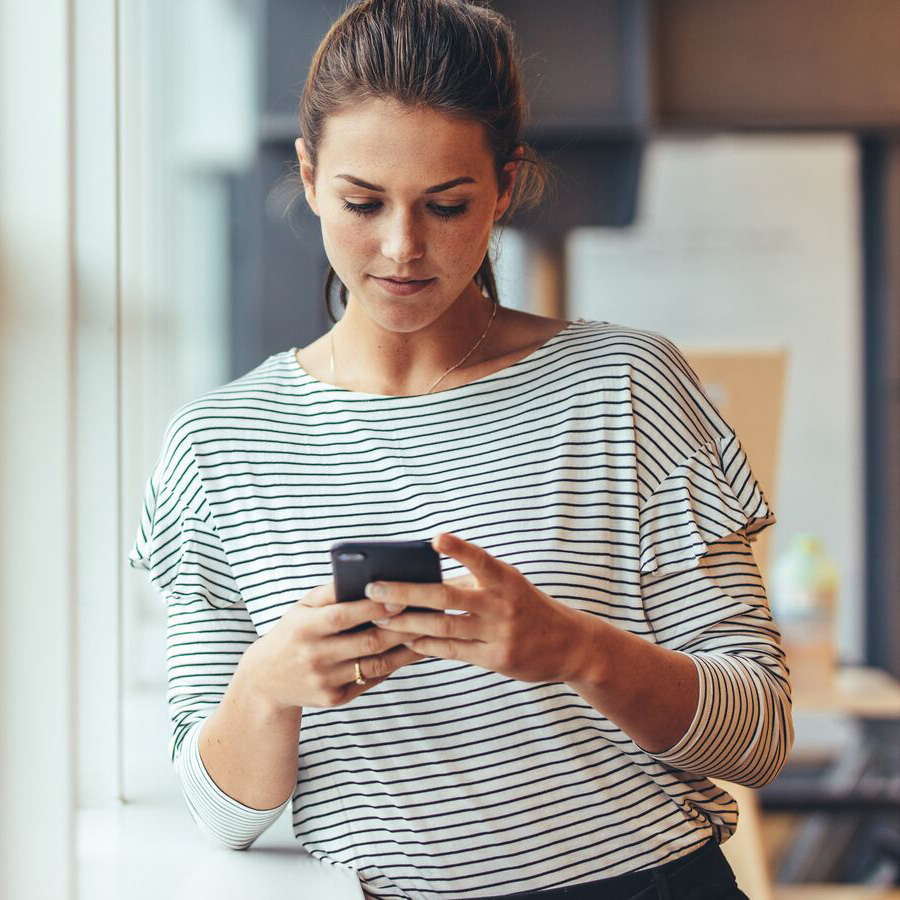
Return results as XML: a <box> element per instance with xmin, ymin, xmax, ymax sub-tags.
<box><xmin>176</xmin><ymin>719</ymin><xmax>292</xmax><ymax>850</ymax></box>
<box><xmin>637</xmin><ymin>651</ymin><xmax>709</xmax><ymax>767</ymax></box>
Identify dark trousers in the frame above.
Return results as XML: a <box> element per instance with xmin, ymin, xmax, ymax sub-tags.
<box><xmin>484</xmin><ymin>837</ymin><xmax>750</xmax><ymax>900</ymax></box>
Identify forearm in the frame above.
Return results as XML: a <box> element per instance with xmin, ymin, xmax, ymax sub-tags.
<box><xmin>198</xmin><ymin>641</ymin><xmax>302</xmax><ymax>811</ymax></box>
<box><xmin>564</xmin><ymin>615</ymin><xmax>699</xmax><ymax>754</ymax></box>
<box><xmin>563</xmin><ymin>608</ymin><xmax>793</xmax><ymax>787</ymax></box>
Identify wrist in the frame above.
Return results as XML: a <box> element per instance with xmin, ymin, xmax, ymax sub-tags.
<box><xmin>238</xmin><ymin>637</ymin><xmax>295</xmax><ymax>719</ymax></box>
<box><xmin>561</xmin><ymin>611</ymin><xmax>613</xmax><ymax>689</ymax></box>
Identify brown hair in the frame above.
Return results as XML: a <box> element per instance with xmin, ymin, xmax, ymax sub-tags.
<box><xmin>288</xmin><ymin>0</ymin><xmax>554</xmax><ymax>322</ymax></box>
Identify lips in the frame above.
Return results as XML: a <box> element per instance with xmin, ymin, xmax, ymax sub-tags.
<box><xmin>370</xmin><ymin>275</ymin><xmax>436</xmax><ymax>296</ymax></box>
<box><xmin>378</xmin><ymin>277</ymin><xmax>432</xmax><ymax>283</ymax></box>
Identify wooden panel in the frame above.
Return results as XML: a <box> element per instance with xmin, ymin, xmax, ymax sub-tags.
<box><xmin>525</xmin><ymin>237</ymin><xmax>566</xmax><ymax>318</ymax></box>
<box><xmin>680</xmin><ymin>349</ymin><xmax>788</xmax><ymax>585</ymax></box>
<box><xmin>656</xmin><ymin>0</ymin><xmax>900</xmax><ymax>128</ymax></box>
<box><xmin>712</xmin><ymin>779</ymin><xmax>775</xmax><ymax>900</ymax></box>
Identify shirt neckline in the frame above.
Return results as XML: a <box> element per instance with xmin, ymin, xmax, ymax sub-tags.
<box><xmin>287</xmin><ymin>317</ymin><xmax>592</xmax><ymax>402</ymax></box>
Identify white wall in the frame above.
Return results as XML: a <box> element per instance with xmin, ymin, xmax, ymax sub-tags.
<box><xmin>0</xmin><ymin>2</ymin><xmax>76</xmax><ymax>898</ymax></box>
<box><xmin>120</xmin><ymin>0</ymin><xmax>254</xmax><ymax>803</ymax></box>
<box><xmin>74</xmin><ymin>0</ymin><xmax>123</xmax><ymax>815</ymax></box>
<box><xmin>567</xmin><ymin>134</ymin><xmax>864</xmax><ymax>663</ymax></box>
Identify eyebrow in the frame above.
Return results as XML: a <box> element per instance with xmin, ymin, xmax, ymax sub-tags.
<box><xmin>334</xmin><ymin>174</ymin><xmax>476</xmax><ymax>194</ymax></box>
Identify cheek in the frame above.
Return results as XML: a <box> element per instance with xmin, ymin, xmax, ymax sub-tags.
<box><xmin>429</xmin><ymin>219</ymin><xmax>491</xmax><ymax>266</ymax></box>
<box><xmin>320</xmin><ymin>215</ymin><xmax>373</xmax><ymax>263</ymax></box>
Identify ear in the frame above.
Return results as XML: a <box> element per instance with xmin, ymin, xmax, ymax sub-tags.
<box><xmin>295</xmin><ymin>137</ymin><xmax>320</xmax><ymax>216</ymax></box>
<box><xmin>494</xmin><ymin>145</ymin><xmax>524</xmax><ymax>222</ymax></box>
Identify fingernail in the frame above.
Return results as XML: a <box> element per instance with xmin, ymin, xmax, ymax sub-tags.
<box><xmin>384</xmin><ymin>603</ymin><xmax>404</xmax><ymax>614</ymax></box>
<box><xmin>372</xmin><ymin>618</ymin><xmax>391</xmax><ymax>626</ymax></box>
<box><xmin>365</xmin><ymin>582</ymin><xmax>386</xmax><ymax>599</ymax></box>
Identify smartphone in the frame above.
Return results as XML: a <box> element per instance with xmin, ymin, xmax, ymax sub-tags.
<box><xmin>330</xmin><ymin>538</ymin><xmax>442</xmax><ymax>631</ymax></box>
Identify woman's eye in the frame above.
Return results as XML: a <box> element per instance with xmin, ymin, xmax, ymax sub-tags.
<box><xmin>341</xmin><ymin>201</ymin><xmax>379</xmax><ymax>217</ymax></box>
<box><xmin>341</xmin><ymin>200</ymin><xmax>468</xmax><ymax>219</ymax></box>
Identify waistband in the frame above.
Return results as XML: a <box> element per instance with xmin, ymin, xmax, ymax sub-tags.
<box><xmin>482</xmin><ymin>836</ymin><xmax>736</xmax><ymax>899</ymax></box>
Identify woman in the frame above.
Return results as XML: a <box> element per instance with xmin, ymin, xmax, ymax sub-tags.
<box><xmin>129</xmin><ymin>1</ymin><xmax>793</xmax><ymax>897</ymax></box>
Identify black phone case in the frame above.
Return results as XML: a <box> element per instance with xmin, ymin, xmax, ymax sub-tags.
<box><xmin>331</xmin><ymin>539</ymin><xmax>443</xmax><ymax>604</ymax></box>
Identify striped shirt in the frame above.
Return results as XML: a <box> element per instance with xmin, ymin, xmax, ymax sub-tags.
<box><xmin>128</xmin><ymin>317</ymin><xmax>793</xmax><ymax>899</ymax></box>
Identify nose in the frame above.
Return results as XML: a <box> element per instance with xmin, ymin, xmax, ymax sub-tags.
<box><xmin>380</xmin><ymin>207</ymin><xmax>425</xmax><ymax>264</ymax></box>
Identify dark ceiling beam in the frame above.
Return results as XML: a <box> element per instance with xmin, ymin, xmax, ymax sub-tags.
<box><xmin>654</xmin><ymin>0</ymin><xmax>900</xmax><ymax>131</ymax></box>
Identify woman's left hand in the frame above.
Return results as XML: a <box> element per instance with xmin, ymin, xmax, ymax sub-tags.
<box><xmin>365</xmin><ymin>532</ymin><xmax>598</xmax><ymax>684</ymax></box>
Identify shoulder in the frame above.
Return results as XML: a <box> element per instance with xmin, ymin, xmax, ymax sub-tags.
<box><xmin>558</xmin><ymin>319</ymin><xmax>734</xmax><ymax>444</ymax></box>
<box><xmin>499</xmin><ymin>309</ymin><xmax>569</xmax><ymax>346</ymax></box>
<box><xmin>494</xmin><ymin>312</ymin><xmax>700</xmax><ymax>386</ymax></box>
<box><xmin>608</xmin><ymin>324</ymin><xmax>708</xmax><ymax>400</ymax></box>
<box><xmin>548</xmin><ymin>317</ymin><xmax>702</xmax><ymax>385</ymax></box>
<box><xmin>570</xmin><ymin>318</ymin><xmax>691</xmax><ymax>365</ymax></box>
<box><xmin>155</xmin><ymin>350</ymin><xmax>293</xmax><ymax>482</ymax></box>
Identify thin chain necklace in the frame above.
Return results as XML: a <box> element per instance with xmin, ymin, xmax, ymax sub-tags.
<box><xmin>329</xmin><ymin>294</ymin><xmax>498</xmax><ymax>395</ymax></box>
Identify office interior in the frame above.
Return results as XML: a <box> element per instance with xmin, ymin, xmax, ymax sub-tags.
<box><xmin>1</xmin><ymin>2</ymin><xmax>898</xmax><ymax>899</ymax></box>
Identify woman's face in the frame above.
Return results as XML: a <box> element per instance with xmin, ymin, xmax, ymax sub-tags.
<box><xmin>296</xmin><ymin>98</ymin><xmax>519</xmax><ymax>333</ymax></box>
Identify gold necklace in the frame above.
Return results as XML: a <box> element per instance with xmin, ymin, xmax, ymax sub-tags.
<box><xmin>329</xmin><ymin>296</ymin><xmax>498</xmax><ymax>395</ymax></box>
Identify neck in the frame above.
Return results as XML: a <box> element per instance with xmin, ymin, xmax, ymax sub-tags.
<box><xmin>331</xmin><ymin>280</ymin><xmax>498</xmax><ymax>395</ymax></box>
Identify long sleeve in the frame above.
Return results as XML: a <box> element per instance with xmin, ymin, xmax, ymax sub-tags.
<box><xmin>637</xmin><ymin>530</ymin><xmax>794</xmax><ymax>788</ymax></box>
<box><xmin>164</xmin><ymin>591</ymin><xmax>290</xmax><ymax>849</ymax></box>
<box><xmin>128</xmin><ymin>417</ymin><xmax>291</xmax><ymax>849</ymax></box>
<box><xmin>624</xmin><ymin>330</ymin><xmax>793</xmax><ymax>787</ymax></box>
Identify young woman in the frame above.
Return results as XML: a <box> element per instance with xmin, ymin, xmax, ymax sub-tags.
<box><xmin>129</xmin><ymin>1</ymin><xmax>792</xmax><ymax>897</ymax></box>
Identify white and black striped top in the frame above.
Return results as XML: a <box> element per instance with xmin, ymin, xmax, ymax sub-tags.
<box><xmin>129</xmin><ymin>318</ymin><xmax>793</xmax><ymax>900</ymax></box>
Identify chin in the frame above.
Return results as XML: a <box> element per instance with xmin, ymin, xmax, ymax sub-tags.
<box><xmin>369</xmin><ymin>298</ymin><xmax>453</xmax><ymax>333</ymax></box>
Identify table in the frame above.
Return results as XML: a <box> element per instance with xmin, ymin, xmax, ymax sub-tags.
<box><xmin>776</xmin><ymin>889</ymin><xmax>900</xmax><ymax>900</ymax></box>
<box><xmin>760</xmin><ymin>665</ymin><xmax>900</xmax><ymax>886</ymax></box>
<box><xmin>791</xmin><ymin>666</ymin><xmax>900</xmax><ymax>718</ymax></box>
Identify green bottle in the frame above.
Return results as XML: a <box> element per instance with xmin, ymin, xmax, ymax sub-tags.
<box><xmin>770</xmin><ymin>533</ymin><xmax>840</xmax><ymax>690</ymax></box>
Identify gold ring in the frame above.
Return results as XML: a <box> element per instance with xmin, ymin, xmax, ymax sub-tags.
<box><xmin>354</xmin><ymin>660</ymin><xmax>367</xmax><ymax>685</ymax></box>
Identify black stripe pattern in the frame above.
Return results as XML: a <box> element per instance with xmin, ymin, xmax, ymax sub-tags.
<box><xmin>128</xmin><ymin>319</ymin><xmax>793</xmax><ymax>899</ymax></box>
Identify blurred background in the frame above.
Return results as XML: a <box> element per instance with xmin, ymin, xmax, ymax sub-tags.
<box><xmin>2</xmin><ymin>1</ymin><xmax>899</xmax><ymax>898</ymax></box>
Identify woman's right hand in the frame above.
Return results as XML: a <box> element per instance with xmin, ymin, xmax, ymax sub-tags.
<box><xmin>243</xmin><ymin>580</ymin><xmax>425</xmax><ymax>712</ymax></box>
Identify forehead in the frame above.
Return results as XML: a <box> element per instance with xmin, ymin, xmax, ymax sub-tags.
<box><xmin>318</xmin><ymin>98</ymin><xmax>493</xmax><ymax>182</ymax></box>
